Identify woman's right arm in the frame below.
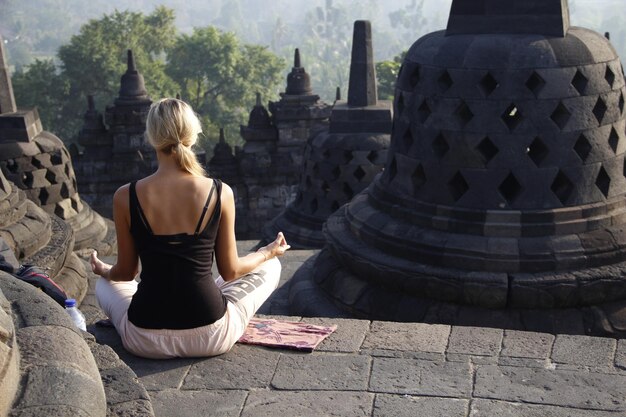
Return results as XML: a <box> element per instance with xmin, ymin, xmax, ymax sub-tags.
<box><xmin>215</xmin><ymin>183</ymin><xmax>289</xmax><ymax>282</ymax></box>
<box><xmin>90</xmin><ymin>185</ymin><xmax>139</xmax><ymax>281</ymax></box>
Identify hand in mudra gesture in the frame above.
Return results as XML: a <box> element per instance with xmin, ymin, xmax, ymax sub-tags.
<box><xmin>257</xmin><ymin>232</ymin><xmax>290</xmax><ymax>260</ymax></box>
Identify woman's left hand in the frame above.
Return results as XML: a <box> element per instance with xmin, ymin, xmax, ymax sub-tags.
<box><xmin>90</xmin><ymin>251</ymin><xmax>112</xmax><ymax>279</ymax></box>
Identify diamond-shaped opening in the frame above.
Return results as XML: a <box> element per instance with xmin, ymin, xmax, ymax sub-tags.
<box><xmin>367</xmin><ymin>150</ymin><xmax>378</xmax><ymax>164</ymax></box>
<box><xmin>23</xmin><ymin>172</ymin><xmax>34</xmax><ymax>188</ymax></box>
<box><xmin>455</xmin><ymin>101</ymin><xmax>474</xmax><ymax>127</ymax></box>
<box><xmin>72</xmin><ymin>178</ymin><xmax>77</xmax><ymax>190</ymax></box>
<box><xmin>331</xmin><ymin>166</ymin><xmax>341</xmax><ymax>180</ymax></box>
<box><xmin>312</xmin><ymin>163</ymin><xmax>320</xmax><ymax>175</ymax></box>
<box><xmin>396</xmin><ymin>94</ymin><xmax>405</xmax><ymax>114</ymax></box>
<box><xmin>551</xmin><ymin>170</ymin><xmax>574</xmax><ymax>205</ymax></box>
<box><xmin>417</xmin><ymin>100</ymin><xmax>431</xmax><ymax>123</ymax></box>
<box><xmin>432</xmin><ymin>133</ymin><xmax>449</xmax><ymax>158</ymax></box>
<box><xmin>70</xmin><ymin>197</ymin><xmax>80</xmax><ymax>212</ymax></box>
<box><xmin>294</xmin><ymin>192</ymin><xmax>302</xmax><ymax>205</ymax></box>
<box><xmin>502</xmin><ymin>103</ymin><xmax>522</xmax><ymax>131</ymax></box>
<box><xmin>401</xmin><ymin>128</ymin><xmax>413</xmax><ymax>153</ymax></box>
<box><xmin>448</xmin><ymin>171</ymin><xmax>469</xmax><ymax>202</ymax></box>
<box><xmin>305</xmin><ymin>175</ymin><xmax>312</xmax><ymax>188</ymax></box>
<box><xmin>438</xmin><ymin>70</ymin><xmax>453</xmax><ymax>92</ymax></box>
<box><xmin>525</xmin><ymin>71</ymin><xmax>546</xmax><ymax>97</ymax></box>
<box><xmin>321</xmin><ymin>180</ymin><xmax>330</xmax><ymax>193</ymax></box>
<box><xmin>353</xmin><ymin>166</ymin><xmax>366</xmax><ymax>181</ymax></box>
<box><xmin>387</xmin><ymin>157</ymin><xmax>397</xmax><ymax>182</ymax></box>
<box><xmin>574</xmin><ymin>134</ymin><xmax>592</xmax><ymax>162</ymax></box>
<box><xmin>620</xmin><ymin>92</ymin><xmax>626</xmax><ymax>114</ymax></box>
<box><xmin>54</xmin><ymin>205</ymin><xmax>67</xmax><ymax>219</ymax></box>
<box><xmin>31</xmin><ymin>156</ymin><xmax>44</xmax><ymax>169</ymax></box>
<box><xmin>550</xmin><ymin>102</ymin><xmax>571</xmax><ymax>130</ymax></box>
<box><xmin>309</xmin><ymin>198</ymin><xmax>318</xmax><ymax>213</ymax></box>
<box><xmin>343</xmin><ymin>183</ymin><xmax>354</xmax><ymax>199</ymax></box>
<box><xmin>60</xmin><ymin>183</ymin><xmax>70</xmax><ymax>199</ymax></box>
<box><xmin>330</xmin><ymin>201</ymin><xmax>340</xmax><ymax>212</ymax></box>
<box><xmin>476</xmin><ymin>137</ymin><xmax>499</xmax><ymax>165</ymax></box>
<box><xmin>39</xmin><ymin>188</ymin><xmax>50</xmax><ymax>205</ymax></box>
<box><xmin>596</xmin><ymin>166</ymin><xmax>611</xmax><ymax>198</ymax></box>
<box><xmin>609</xmin><ymin>127</ymin><xmax>620</xmax><ymax>153</ymax></box>
<box><xmin>498</xmin><ymin>173</ymin><xmax>523</xmax><ymax>206</ymax></box>
<box><xmin>409</xmin><ymin>65</ymin><xmax>420</xmax><ymax>89</ymax></box>
<box><xmin>50</xmin><ymin>152</ymin><xmax>62</xmax><ymax>165</ymax></box>
<box><xmin>342</xmin><ymin>150</ymin><xmax>353</xmax><ymax>164</ymax></box>
<box><xmin>64</xmin><ymin>164</ymin><xmax>71</xmax><ymax>177</ymax></box>
<box><xmin>571</xmin><ymin>70</ymin><xmax>588</xmax><ymax>95</ymax></box>
<box><xmin>411</xmin><ymin>164</ymin><xmax>426</xmax><ymax>191</ymax></box>
<box><xmin>45</xmin><ymin>170</ymin><xmax>57</xmax><ymax>184</ymax></box>
<box><xmin>322</xmin><ymin>149</ymin><xmax>331</xmax><ymax>159</ymax></box>
<box><xmin>593</xmin><ymin>96</ymin><xmax>608</xmax><ymax>124</ymax></box>
<box><xmin>606</xmin><ymin>65</ymin><xmax>616</xmax><ymax>88</ymax></box>
<box><xmin>527</xmin><ymin>137</ymin><xmax>549</xmax><ymax>167</ymax></box>
<box><xmin>6</xmin><ymin>160</ymin><xmax>18</xmax><ymax>173</ymax></box>
<box><xmin>479</xmin><ymin>72</ymin><xmax>499</xmax><ymax>97</ymax></box>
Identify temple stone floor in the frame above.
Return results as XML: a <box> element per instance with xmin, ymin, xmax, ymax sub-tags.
<box><xmin>81</xmin><ymin>241</ymin><xmax>626</xmax><ymax>417</ymax></box>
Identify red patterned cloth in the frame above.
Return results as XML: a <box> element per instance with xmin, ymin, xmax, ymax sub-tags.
<box><xmin>238</xmin><ymin>318</ymin><xmax>337</xmax><ymax>352</ymax></box>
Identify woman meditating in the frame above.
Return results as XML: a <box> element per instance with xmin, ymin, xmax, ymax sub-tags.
<box><xmin>90</xmin><ymin>98</ymin><xmax>290</xmax><ymax>359</ymax></box>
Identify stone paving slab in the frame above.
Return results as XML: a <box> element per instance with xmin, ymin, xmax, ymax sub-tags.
<box><xmin>372</xmin><ymin>395</ymin><xmax>469</xmax><ymax>417</ymax></box>
<box><xmin>469</xmin><ymin>399</ymin><xmax>625</xmax><ymax>417</ymax></box>
<box><xmin>150</xmin><ymin>389</ymin><xmax>247</xmax><ymax>417</ymax></box>
<box><xmin>241</xmin><ymin>391</ymin><xmax>374</xmax><ymax>417</ymax></box>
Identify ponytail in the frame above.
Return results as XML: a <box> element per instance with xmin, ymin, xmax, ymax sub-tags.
<box><xmin>146</xmin><ymin>98</ymin><xmax>206</xmax><ymax>177</ymax></box>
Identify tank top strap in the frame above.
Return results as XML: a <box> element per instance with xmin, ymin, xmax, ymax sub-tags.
<box><xmin>194</xmin><ymin>179</ymin><xmax>218</xmax><ymax>235</ymax></box>
<box><xmin>129</xmin><ymin>181</ymin><xmax>154</xmax><ymax>235</ymax></box>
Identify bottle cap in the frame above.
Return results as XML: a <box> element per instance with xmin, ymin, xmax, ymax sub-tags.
<box><xmin>65</xmin><ymin>298</ymin><xmax>76</xmax><ymax>308</ymax></box>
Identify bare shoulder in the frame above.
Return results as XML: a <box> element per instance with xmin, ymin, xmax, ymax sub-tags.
<box><xmin>113</xmin><ymin>183</ymin><xmax>130</xmax><ymax>205</ymax></box>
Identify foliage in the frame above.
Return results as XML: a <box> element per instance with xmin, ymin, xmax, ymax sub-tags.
<box><xmin>375</xmin><ymin>51</ymin><xmax>406</xmax><ymax>100</ymax></box>
<box><xmin>166</xmin><ymin>27</ymin><xmax>285</xmax><ymax>147</ymax></box>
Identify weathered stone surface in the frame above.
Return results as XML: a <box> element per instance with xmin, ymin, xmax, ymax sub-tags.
<box><xmin>363</xmin><ymin>321</ymin><xmax>450</xmax><ymax>353</ymax></box>
<box><xmin>118</xmin><ymin>351</ymin><xmax>193</xmax><ymax>391</ymax></box>
<box><xmin>369</xmin><ymin>358</ymin><xmax>472</xmax><ymax>397</ymax></box>
<box><xmin>501</xmin><ymin>330</ymin><xmax>555</xmax><ymax>359</ymax></box>
<box><xmin>106</xmin><ymin>400</ymin><xmax>154</xmax><ymax>417</ymax></box>
<box><xmin>100</xmin><ymin>366</ymin><xmax>150</xmax><ymax>405</ymax></box>
<box><xmin>302</xmin><ymin>317</ymin><xmax>368</xmax><ymax>353</ymax></box>
<box><xmin>16</xmin><ymin>326</ymin><xmax>100</xmax><ymax>381</ymax></box>
<box><xmin>182</xmin><ymin>344</ymin><xmax>280</xmax><ymax>390</ymax></box>
<box><xmin>474</xmin><ymin>365</ymin><xmax>626</xmax><ymax>411</ymax></box>
<box><xmin>373</xmin><ymin>395</ymin><xmax>469</xmax><ymax>417</ymax></box>
<box><xmin>151</xmin><ymin>389</ymin><xmax>246</xmax><ymax>417</ymax></box>
<box><xmin>551</xmin><ymin>334</ymin><xmax>616</xmax><ymax>367</ymax></box>
<box><xmin>242</xmin><ymin>391</ymin><xmax>374</xmax><ymax>417</ymax></box>
<box><xmin>15</xmin><ymin>365</ymin><xmax>106</xmax><ymax>417</ymax></box>
<box><xmin>473</xmin><ymin>399</ymin><xmax>625</xmax><ymax>416</ymax></box>
<box><xmin>447</xmin><ymin>326</ymin><xmax>503</xmax><ymax>357</ymax></box>
<box><xmin>10</xmin><ymin>405</ymin><xmax>92</xmax><ymax>417</ymax></box>
<box><xmin>272</xmin><ymin>353</ymin><xmax>370</xmax><ymax>390</ymax></box>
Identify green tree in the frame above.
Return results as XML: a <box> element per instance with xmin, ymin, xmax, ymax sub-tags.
<box><xmin>375</xmin><ymin>51</ymin><xmax>406</xmax><ymax>100</ymax></box>
<box><xmin>166</xmin><ymin>26</ymin><xmax>285</xmax><ymax>147</ymax></box>
<box><xmin>11</xmin><ymin>59</ymin><xmax>70</xmax><ymax>130</ymax></box>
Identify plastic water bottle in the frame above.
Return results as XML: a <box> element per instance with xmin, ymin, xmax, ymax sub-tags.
<box><xmin>65</xmin><ymin>298</ymin><xmax>86</xmax><ymax>331</ymax></box>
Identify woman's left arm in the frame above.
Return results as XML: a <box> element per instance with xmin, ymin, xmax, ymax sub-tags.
<box><xmin>91</xmin><ymin>185</ymin><xmax>139</xmax><ymax>281</ymax></box>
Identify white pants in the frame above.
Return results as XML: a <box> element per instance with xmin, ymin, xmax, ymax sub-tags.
<box><xmin>95</xmin><ymin>257</ymin><xmax>281</xmax><ymax>359</ymax></box>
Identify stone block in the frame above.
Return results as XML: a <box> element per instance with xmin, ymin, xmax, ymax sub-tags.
<box><xmin>362</xmin><ymin>321</ymin><xmax>450</xmax><ymax>354</ymax></box>
<box><xmin>474</xmin><ymin>365</ymin><xmax>626</xmax><ymax>411</ymax></box>
<box><xmin>17</xmin><ymin>326</ymin><xmax>100</xmax><ymax>381</ymax></box>
<box><xmin>501</xmin><ymin>330</ymin><xmax>554</xmax><ymax>359</ymax></box>
<box><xmin>447</xmin><ymin>326</ymin><xmax>503</xmax><ymax>357</ymax></box>
<box><xmin>304</xmin><ymin>317</ymin><xmax>369</xmax><ymax>353</ymax></box>
<box><xmin>373</xmin><ymin>395</ymin><xmax>468</xmax><ymax>417</ymax></box>
<box><xmin>99</xmin><ymin>366</ymin><xmax>150</xmax><ymax>406</ymax></box>
<box><xmin>151</xmin><ymin>389</ymin><xmax>245</xmax><ymax>417</ymax></box>
<box><xmin>242</xmin><ymin>391</ymin><xmax>374</xmax><ymax>417</ymax></box>
<box><xmin>118</xmin><ymin>351</ymin><xmax>194</xmax><ymax>392</ymax></box>
<box><xmin>14</xmin><ymin>365</ymin><xmax>106</xmax><ymax>417</ymax></box>
<box><xmin>470</xmin><ymin>399</ymin><xmax>620</xmax><ymax>417</ymax></box>
<box><xmin>272</xmin><ymin>353</ymin><xmax>370</xmax><ymax>390</ymax></box>
<box><xmin>551</xmin><ymin>334</ymin><xmax>616</xmax><ymax>367</ymax></box>
<box><xmin>369</xmin><ymin>358</ymin><xmax>472</xmax><ymax>397</ymax></box>
<box><xmin>182</xmin><ymin>344</ymin><xmax>280</xmax><ymax>390</ymax></box>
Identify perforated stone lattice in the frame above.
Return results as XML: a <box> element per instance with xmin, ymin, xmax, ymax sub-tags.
<box><xmin>386</xmin><ymin>52</ymin><xmax>626</xmax><ymax>210</ymax></box>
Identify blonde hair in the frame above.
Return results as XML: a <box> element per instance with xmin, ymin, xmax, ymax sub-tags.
<box><xmin>146</xmin><ymin>98</ymin><xmax>206</xmax><ymax>177</ymax></box>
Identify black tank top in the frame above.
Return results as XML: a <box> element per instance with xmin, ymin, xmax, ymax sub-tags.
<box><xmin>126</xmin><ymin>179</ymin><xmax>228</xmax><ymax>329</ymax></box>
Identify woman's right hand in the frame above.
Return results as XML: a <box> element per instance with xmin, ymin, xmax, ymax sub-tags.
<box><xmin>90</xmin><ymin>251</ymin><xmax>112</xmax><ymax>279</ymax></box>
